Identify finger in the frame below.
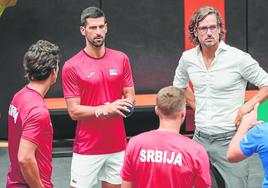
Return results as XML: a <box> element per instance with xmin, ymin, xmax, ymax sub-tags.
<box><xmin>115</xmin><ymin>109</ymin><xmax>126</xmax><ymax>118</ymax></box>
<box><xmin>255</xmin><ymin>120</ymin><xmax>264</xmax><ymax>125</ymax></box>
<box><xmin>117</xmin><ymin>106</ymin><xmax>130</xmax><ymax>112</ymax></box>
<box><xmin>118</xmin><ymin>99</ymin><xmax>133</xmax><ymax>105</ymax></box>
<box><xmin>236</xmin><ymin>119</ymin><xmax>241</xmax><ymax>126</ymax></box>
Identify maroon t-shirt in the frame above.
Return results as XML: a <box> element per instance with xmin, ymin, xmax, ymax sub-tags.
<box><xmin>121</xmin><ymin>130</ymin><xmax>211</xmax><ymax>188</ymax></box>
<box><xmin>6</xmin><ymin>86</ymin><xmax>53</xmax><ymax>188</ymax></box>
<box><xmin>62</xmin><ymin>48</ymin><xmax>134</xmax><ymax>154</ymax></box>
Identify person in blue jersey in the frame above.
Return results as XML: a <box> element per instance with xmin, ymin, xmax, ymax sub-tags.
<box><xmin>227</xmin><ymin>103</ymin><xmax>268</xmax><ymax>188</ymax></box>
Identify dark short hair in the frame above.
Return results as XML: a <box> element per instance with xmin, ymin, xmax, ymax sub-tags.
<box><xmin>23</xmin><ymin>40</ymin><xmax>60</xmax><ymax>81</ymax></box>
<box><xmin>188</xmin><ymin>6</ymin><xmax>225</xmax><ymax>45</ymax></box>
<box><xmin>156</xmin><ymin>86</ymin><xmax>185</xmax><ymax>116</ymax></box>
<box><xmin>80</xmin><ymin>6</ymin><xmax>106</xmax><ymax>26</ymax></box>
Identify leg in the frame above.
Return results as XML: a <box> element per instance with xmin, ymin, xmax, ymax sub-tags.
<box><xmin>102</xmin><ymin>181</ymin><xmax>120</xmax><ymax>188</ymax></box>
<box><xmin>99</xmin><ymin>151</ymin><xmax>125</xmax><ymax>188</ymax></box>
<box><xmin>210</xmin><ymin>164</ymin><xmax>225</xmax><ymax>188</ymax></box>
<box><xmin>70</xmin><ymin>153</ymin><xmax>106</xmax><ymax>188</ymax></box>
<box><xmin>193</xmin><ymin>132</ymin><xmax>222</xmax><ymax>188</ymax></box>
<box><xmin>210</xmin><ymin>139</ymin><xmax>249</xmax><ymax>188</ymax></box>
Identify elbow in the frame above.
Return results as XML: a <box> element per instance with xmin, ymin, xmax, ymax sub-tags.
<box><xmin>226</xmin><ymin>153</ymin><xmax>235</xmax><ymax>163</ymax></box>
<box><xmin>18</xmin><ymin>155</ymin><xmax>32</xmax><ymax>169</ymax></box>
<box><xmin>69</xmin><ymin>113</ymin><xmax>78</xmax><ymax>121</ymax></box>
<box><xmin>226</xmin><ymin>151</ymin><xmax>240</xmax><ymax>163</ymax></box>
<box><xmin>68</xmin><ymin>109</ymin><xmax>79</xmax><ymax>121</ymax></box>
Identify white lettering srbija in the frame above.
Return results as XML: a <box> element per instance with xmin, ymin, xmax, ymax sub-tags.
<box><xmin>139</xmin><ymin>149</ymin><xmax>182</xmax><ymax>166</ymax></box>
<box><xmin>8</xmin><ymin>104</ymin><xmax>19</xmax><ymax>124</ymax></box>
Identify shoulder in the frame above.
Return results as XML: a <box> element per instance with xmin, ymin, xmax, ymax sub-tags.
<box><xmin>63</xmin><ymin>50</ymin><xmax>84</xmax><ymax>69</ymax></box>
<box><xmin>182</xmin><ymin>47</ymin><xmax>198</xmax><ymax>58</ymax></box>
<box><xmin>106</xmin><ymin>48</ymin><xmax>129</xmax><ymax>60</ymax></box>
<box><xmin>223</xmin><ymin>43</ymin><xmax>250</xmax><ymax>58</ymax></box>
<box><xmin>183</xmin><ymin>137</ymin><xmax>207</xmax><ymax>155</ymax></box>
<box><xmin>127</xmin><ymin>131</ymin><xmax>153</xmax><ymax>147</ymax></box>
<box><xmin>28</xmin><ymin>102</ymin><xmax>50</xmax><ymax>119</ymax></box>
<box><xmin>249</xmin><ymin>123</ymin><xmax>268</xmax><ymax>135</ymax></box>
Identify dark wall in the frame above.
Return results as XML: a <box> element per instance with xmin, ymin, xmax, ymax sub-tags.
<box><xmin>0</xmin><ymin>0</ymin><xmax>100</xmax><ymax>138</ymax></box>
<box><xmin>103</xmin><ymin>0</ymin><xmax>184</xmax><ymax>93</ymax></box>
<box><xmin>1</xmin><ymin>0</ymin><xmax>268</xmax><ymax>138</ymax></box>
<box><xmin>248</xmin><ymin>1</ymin><xmax>268</xmax><ymax>76</ymax></box>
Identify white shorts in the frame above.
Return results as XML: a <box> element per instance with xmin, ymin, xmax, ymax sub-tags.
<box><xmin>70</xmin><ymin>151</ymin><xmax>125</xmax><ymax>188</ymax></box>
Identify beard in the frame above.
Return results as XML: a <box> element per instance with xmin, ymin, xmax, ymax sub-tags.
<box><xmin>89</xmin><ymin>36</ymin><xmax>105</xmax><ymax>48</ymax></box>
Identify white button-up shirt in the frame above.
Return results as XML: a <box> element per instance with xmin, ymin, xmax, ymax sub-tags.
<box><xmin>173</xmin><ymin>41</ymin><xmax>268</xmax><ymax>134</ymax></box>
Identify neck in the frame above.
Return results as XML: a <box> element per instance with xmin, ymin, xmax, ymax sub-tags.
<box><xmin>158</xmin><ymin>117</ymin><xmax>182</xmax><ymax>133</ymax></box>
<box><xmin>27</xmin><ymin>80</ymin><xmax>50</xmax><ymax>97</ymax></box>
<box><xmin>84</xmin><ymin>43</ymin><xmax>105</xmax><ymax>58</ymax></box>
<box><xmin>201</xmin><ymin>44</ymin><xmax>218</xmax><ymax>59</ymax></box>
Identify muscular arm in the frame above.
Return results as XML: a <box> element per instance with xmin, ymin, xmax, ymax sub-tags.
<box><xmin>65</xmin><ymin>87</ymin><xmax>135</xmax><ymax>121</ymax></box>
<box><xmin>228</xmin><ymin>103</ymin><xmax>263</xmax><ymax>162</ymax></box>
<box><xmin>181</xmin><ymin>86</ymin><xmax>195</xmax><ymax>111</ymax></box>
<box><xmin>235</xmin><ymin>86</ymin><xmax>268</xmax><ymax>127</ymax></box>
<box><xmin>121</xmin><ymin>180</ymin><xmax>133</xmax><ymax>188</ymax></box>
<box><xmin>65</xmin><ymin>97</ymin><xmax>98</xmax><ymax>120</ymax></box>
<box><xmin>18</xmin><ymin>139</ymin><xmax>44</xmax><ymax>188</ymax></box>
<box><xmin>123</xmin><ymin>86</ymin><xmax>135</xmax><ymax>104</ymax></box>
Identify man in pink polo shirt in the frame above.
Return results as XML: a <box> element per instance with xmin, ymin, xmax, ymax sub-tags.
<box><xmin>121</xmin><ymin>86</ymin><xmax>211</xmax><ymax>188</ymax></box>
<box><xmin>6</xmin><ymin>40</ymin><xmax>60</xmax><ymax>188</ymax></box>
<box><xmin>62</xmin><ymin>6</ymin><xmax>135</xmax><ymax>188</ymax></box>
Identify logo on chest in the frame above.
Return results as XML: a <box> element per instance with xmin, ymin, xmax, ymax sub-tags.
<box><xmin>109</xmin><ymin>69</ymin><xmax>118</xmax><ymax>76</ymax></box>
<box><xmin>87</xmin><ymin>72</ymin><xmax>95</xmax><ymax>78</ymax></box>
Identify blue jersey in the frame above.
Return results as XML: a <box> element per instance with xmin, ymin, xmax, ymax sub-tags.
<box><xmin>240</xmin><ymin>123</ymin><xmax>268</xmax><ymax>188</ymax></box>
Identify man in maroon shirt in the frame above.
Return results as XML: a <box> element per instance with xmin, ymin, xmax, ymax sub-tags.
<box><xmin>62</xmin><ymin>6</ymin><xmax>135</xmax><ymax>188</ymax></box>
<box><xmin>121</xmin><ymin>86</ymin><xmax>211</xmax><ymax>188</ymax></box>
<box><xmin>6</xmin><ymin>40</ymin><xmax>60</xmax><ymax>188</ymax></box>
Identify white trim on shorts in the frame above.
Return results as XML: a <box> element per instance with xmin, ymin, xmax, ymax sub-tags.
<box><xmin>70</xmin><ymin>151</ymin><xmax>125</xmax><ymax>188</ymax></box>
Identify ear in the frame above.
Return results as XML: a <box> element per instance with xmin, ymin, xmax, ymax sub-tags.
<box><xmin>155</xmin><ymin>106</ymin><xmax>159</xmax><ymax>116</ymax></box>
<box><xmin>50</xmin><ymin>68</ymin><xmax>57</xmax><ymax>77</ymax></box>
<box><xmin>179</xmin><ymin>107</ymin><xmax>186</xmax><ymax>122</ymax></box>
<box><xmin>104</xmin><ymin>23</ymin><xmax>108</xmax><ymax>34</ymax></box>
<box><xmin>80</xmin><ymin>26</ymin><xmax>86</xmax><ymax>36</ymax></box>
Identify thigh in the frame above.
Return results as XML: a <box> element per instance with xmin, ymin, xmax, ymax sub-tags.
<box><xmin>210</xmin><ymin>139</ymin><xmax>249</xmax><ymax>188</ymax></box>
<box><xmin>99</xmin><ymin>151</ymin><xmax>125</xmax><ymax>185</ymax></box>
<box><xmin>70</xmin><ymin>153</ymin><xmax>106</xmax><ymax>188</ymax></box>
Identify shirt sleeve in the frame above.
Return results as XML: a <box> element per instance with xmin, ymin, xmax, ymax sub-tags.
<box><xmin>173</xmin><ymin>55</ymin><xmax>190</xmax><ymax>89</ymax></box>
<box><xmin>122</xmin><ymin>54</ymin><xmax>134</xmax><ymax>88</ymax></box>
<box><xmin>194</xmin><ymin>146</ymin><xmax>212</xmax><ymax>188</ymax></box>
<box><xmin>239</xmin><ymin>53</ymin><xmax>268</xmax><ymax>88</ymax></box>
<box><xmin>21</xmin><ymin>107</ymin><xmax>50</xmax><ymax>146</ymax></box>
<box><xmin>62</xmin><ymin>63</ymin><xmax>81</xmax><ymax>98</ymax></box>
<box><xmin>121</xmin><ymin>139</ymin><xmax>134</xmax><ymax>181</ymax></box>
<box><xmin>240</xmin><ymin>125</ymin><xmax>263</xmax><ymax>157</ymax></box>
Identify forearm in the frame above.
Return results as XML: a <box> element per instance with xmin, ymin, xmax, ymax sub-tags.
<box><xmin>244</xmin><ymin>86</ymin><xmax>268</xmax><ymax>110</ymax></box>
<box><xmin>183</xmin><ymin>86</ymin><xmax>195</xmax><ymax>111</ymax></box>
<box><xmin>227</xmin><ymin>127</ymin><xmax>248</xmax><ymax>162</ymax></box>
<box><xmin>67</xmin><ymin>104</ymin><xmax>100</xmax><ymax>121</ymax></box>
<box><xmin>121</xmin><ymin>180</ymin><xmax>133</xmax><ymax>188</ymax></box>
<box><xmin>123</xmin><ymin>86</ymin><xmax>135</xmax><ymax>104</ymax></box>
<box><xmin>19</xmin><ymin>156</ymin><xmax>44</xmax><ymax>188</ymax></box>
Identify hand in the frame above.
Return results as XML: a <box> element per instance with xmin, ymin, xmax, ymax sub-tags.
<box><xmin>235</xmin><ymin>103</ymin><xmax>252</xmax><ymax>128</ymax></box>
<box><xmin>239</xmin><ymin>103</ymin><xmax>264</xmax><ymax>132</ymax></box>
<box><xmin>96</xmin><ymin>99</ymin><xmax>133</xmax><ymax>118</ymax></box>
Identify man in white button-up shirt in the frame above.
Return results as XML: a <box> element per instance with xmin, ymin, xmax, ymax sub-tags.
<box><xmin>173</xmin><ymin>6</ymin><xmax>268</xmax><ymax>188</ymax></box>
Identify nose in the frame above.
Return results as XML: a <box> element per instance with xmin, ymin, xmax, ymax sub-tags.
<box><xmin>96</xmin><ymin>27</ymin><xmax>101</xmax><ymax>34</ymax></box>
<box><xmin>206</xmin><ymin>28</ymin><xmax>213</xmax><ymax>35</ymax></box>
